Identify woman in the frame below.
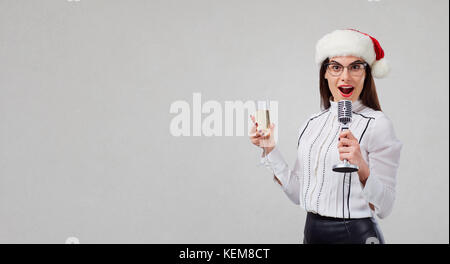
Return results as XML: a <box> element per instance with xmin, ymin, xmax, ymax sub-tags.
<box><xmin>249</xmin><ymin>29</ymin><xmax>402</xmax><ymax>244</ymax></box>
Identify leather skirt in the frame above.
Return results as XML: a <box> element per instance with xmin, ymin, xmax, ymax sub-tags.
<box><xmin>303</xmin><ymin>212</ymin><xmax>385</xmax><ymax>244</ymax></box>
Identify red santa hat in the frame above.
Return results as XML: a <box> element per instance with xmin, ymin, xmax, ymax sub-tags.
<box><xmin>315</xmin><ymin>29</ymin><xmax>390</xmax><ymax>78</ymax></box>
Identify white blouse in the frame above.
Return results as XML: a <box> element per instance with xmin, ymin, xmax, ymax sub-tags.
<box><xmin>260</xmin><ymin>99</ymin><xmax>402</xmax><ymax>219</ymax></box>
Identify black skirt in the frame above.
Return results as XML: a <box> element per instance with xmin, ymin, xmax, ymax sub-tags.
<box><xmin>303</xmin><ymin>212</ymin><xmax>385</xmax><ymax>244</ymax></box>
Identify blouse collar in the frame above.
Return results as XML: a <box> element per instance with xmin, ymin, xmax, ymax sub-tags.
<box><xmin>329</xmin><ymin>98</ymin><xmax>366</xmax><ymax>113</ymax></box>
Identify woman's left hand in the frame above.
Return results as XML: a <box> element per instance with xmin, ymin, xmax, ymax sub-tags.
<box><xmin>337</xmin><ymin>130</ymin><xmax>365</xmax><ymax>168</ymax></box>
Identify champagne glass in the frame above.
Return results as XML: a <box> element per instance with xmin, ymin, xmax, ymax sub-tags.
<box><xmin>255</xmin><ymin>99</ymin><xmax>273</xmax><ymax>165</ymax></box>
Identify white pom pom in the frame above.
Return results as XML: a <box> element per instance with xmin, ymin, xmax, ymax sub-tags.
<box><xmin>371</xmin><ymin>58</ymin><xmax>390</xmax><ymax>78</ymax></box>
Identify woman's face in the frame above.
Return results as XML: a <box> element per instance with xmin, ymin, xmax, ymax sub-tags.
<box><xmin>325</xmin><ymin>56</ymin><xmax>366</xmax><ymax>102</ymax></box>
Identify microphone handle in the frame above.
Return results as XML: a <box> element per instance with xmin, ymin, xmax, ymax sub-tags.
<box><xmin>340</xmin><ymin>124</ymin><xmax>349</xmax><ymax>163</ymax></box>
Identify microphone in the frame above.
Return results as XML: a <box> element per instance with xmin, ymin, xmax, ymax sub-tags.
<box><xmin>332</xmin><ymin>100</ymin><xmax>359</xmax><ymax>173</ymax></box>
<box><xmin>337</xmin><ymin>100</ymin><xmax>352</xmax><ymax>127</ymax></box>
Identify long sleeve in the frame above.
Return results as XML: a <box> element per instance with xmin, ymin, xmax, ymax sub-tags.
<box><xmin>361</xmin><ymin>114</ymin><xmax>403</xmax><ymax>219</ymax></box>
<box><xmin>260</xmin><ymin>146</ymin><xmax>302</xmax><ymax>205</ymax></box>
<box><xmin>255</xmin><ymin>101</ymin><xmax>403</xmax><ymax>219</ymax></box>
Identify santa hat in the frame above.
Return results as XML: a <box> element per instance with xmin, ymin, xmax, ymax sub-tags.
<box><xmin>315</xmin><ymin>29</ymin><xmax>390</xmax><ymax>78</ymax></box>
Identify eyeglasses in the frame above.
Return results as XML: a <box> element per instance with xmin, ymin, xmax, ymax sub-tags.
<box><xmin>325</xmin><ymin>62</ymin><xmax>368</xmax><ymax>77</ymax></box>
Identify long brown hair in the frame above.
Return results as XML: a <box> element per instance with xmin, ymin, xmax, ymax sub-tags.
<box><xmin>319</xmin><ymin>58</ymin><xmax>382</xmax><ymax>111</ymax></box>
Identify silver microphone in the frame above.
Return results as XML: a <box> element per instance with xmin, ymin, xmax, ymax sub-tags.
<box><xmin>337</xmin><ymin>100</ymin><xmax>352</xmax><ymax>126</ymax></box>
<box><xmin>332</xmin><ymin>100</ymin><xmax>359</xmax><ymax>173</ymax></box>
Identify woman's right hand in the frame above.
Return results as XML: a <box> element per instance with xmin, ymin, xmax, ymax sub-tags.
<box><xmin>249</xmin><ymin>114</ymin><xmax>276</xmax><ymax>156</ymax></box>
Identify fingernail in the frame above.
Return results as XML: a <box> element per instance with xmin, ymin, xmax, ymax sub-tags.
<box><xmin>255</xmin><ymin>122</ymin><xmax>258</xmax><ymax>127</ymax></box>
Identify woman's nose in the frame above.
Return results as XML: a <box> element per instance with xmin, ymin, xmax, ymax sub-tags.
<box><xmin>340</xmin><ymin>67</ymin><xmax>351</xmax><ymax>81</ymax></box>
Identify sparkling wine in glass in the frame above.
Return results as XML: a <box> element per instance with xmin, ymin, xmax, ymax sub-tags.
<box><xmin>255</xmin><ymin>101</ymin><xmax>271</xmax><ymax>137</ymax></box>
<box><xmin>255</xmin><ymin>99</ymin><xmax>273</xmax><ymax>165</ymax></box>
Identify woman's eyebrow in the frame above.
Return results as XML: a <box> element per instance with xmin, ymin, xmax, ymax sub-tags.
<box><xmin>329</xmin><ymin>60</ymin><xmax>343</xmax><ymax>65</ymax></box>
<box><xmin>330</xmin><ymin>60</ymin><xmax>364</xmax><ymax>65</ymax></box>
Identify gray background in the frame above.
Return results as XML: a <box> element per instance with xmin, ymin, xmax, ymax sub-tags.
<box><xmin>0</xmin><ymin>0</ymin><xmax>448</xmax><ymax>243</ymax></box>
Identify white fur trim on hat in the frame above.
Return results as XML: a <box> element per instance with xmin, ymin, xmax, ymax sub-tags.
<box><xmin>371</xmin><ymin>58</ymin><xmax>390</xmax><ymax>78</ymax></box>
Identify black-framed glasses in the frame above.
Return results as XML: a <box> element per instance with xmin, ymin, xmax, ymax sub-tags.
<box><xmin>325</xmin><ymin>62</ymin><xmax>368</xmax><ymax>77</ymax></box>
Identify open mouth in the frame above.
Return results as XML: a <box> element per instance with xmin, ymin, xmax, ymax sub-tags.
<box><xmin>338</xmin><ymin>86</ymin><xmax>354</xmax><ymax>97</ymax></box>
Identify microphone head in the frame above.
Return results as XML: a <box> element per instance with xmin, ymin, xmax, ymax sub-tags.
<box><xmin>337</xmin><ymin>100</ymin><xmax>352</xmax><ymax>124</ymax></box>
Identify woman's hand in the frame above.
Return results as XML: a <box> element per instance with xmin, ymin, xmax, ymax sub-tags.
<box><xmin>249</xmin><ymin>115</ymin><xmax>275</xmax><ymax>155</ymax></box>
<box><xmin>338</xmin><ymin>130</ymin><xmax>370</xmax><ymax>184</ymax></box>
<box><xmin>337</xmin><ymin>130</ymin><xmax>363</xmax><ymax>167</ymax></box>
